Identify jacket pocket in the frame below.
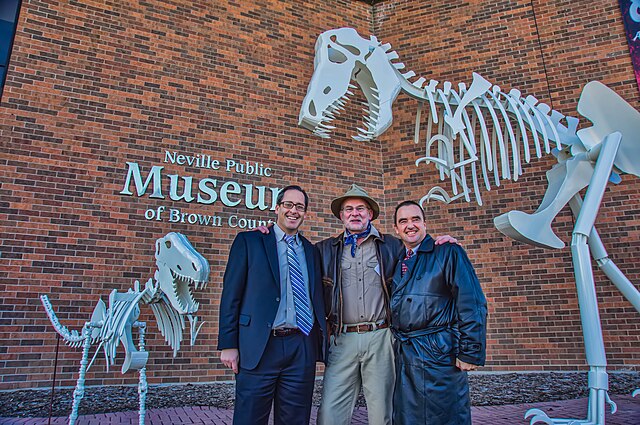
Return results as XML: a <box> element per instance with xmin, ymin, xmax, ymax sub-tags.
<box><xmin>239</xmin><ymin>314</ymin><xmax>251</xmax><ymax>326</ymax></box>
<box><xmin>431</xmin><ymin>330</ymin><xmax>456</xmax><ymax>365</ymax></box>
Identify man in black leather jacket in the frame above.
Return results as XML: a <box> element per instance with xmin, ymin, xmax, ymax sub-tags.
<box><xmin>390</xmin><ymin>200</ymin><xmax>487</xmax><ymax>425</ymax></box>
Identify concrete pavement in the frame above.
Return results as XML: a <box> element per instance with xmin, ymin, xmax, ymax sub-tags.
<box><xmin>1</xmin><ymin>395</ymin><xmax>638</xmax><ymax>425</ymax></box>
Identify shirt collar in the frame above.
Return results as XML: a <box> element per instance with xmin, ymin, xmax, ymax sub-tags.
<box><xmin>273</xmin><ymin>223</ymin><xmax>298</xmax><ymax>244</ymax></box>
<box><xmin>407</xmin><ymin>238</ymin><xmax>423</xmax><ymax>255</ymax></box>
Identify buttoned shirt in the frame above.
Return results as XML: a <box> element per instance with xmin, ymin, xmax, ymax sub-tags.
<box><xmin>341</xmin><ymin>225</ymin><xmax>385</xmax><ymax>324</ymax></box>
<box><xmin>272</xmin><ymin>223</ymin><xmax>313</xmax><ymax>329</ymax></box>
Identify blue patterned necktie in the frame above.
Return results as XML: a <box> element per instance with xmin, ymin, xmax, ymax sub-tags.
<box><xmin>284</xmin><ymin>235</ymin><xmax>313</xmax><ymax>335</ymax></box>
<box><xmin>344</xmin><ymin>223</ymin><xmax>372</xmax><ymax>257</ymax></box>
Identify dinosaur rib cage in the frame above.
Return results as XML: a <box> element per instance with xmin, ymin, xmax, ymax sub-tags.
<box><xmin>407</xmin><ymin>80</ymin><xmax>574</xmax><ymax>206</ymax></box>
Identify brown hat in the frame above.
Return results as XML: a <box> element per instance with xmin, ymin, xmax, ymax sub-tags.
<box><xmin>330</xmin><ymin>184</ymin><xmax>380</xmax><ymax>220</ymax></box>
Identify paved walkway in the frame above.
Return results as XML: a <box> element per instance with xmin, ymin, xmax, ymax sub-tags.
<box><xmin>1</xmin><ymin>396</ymin><xmax>638</xmax><ymax>425</ymax></box>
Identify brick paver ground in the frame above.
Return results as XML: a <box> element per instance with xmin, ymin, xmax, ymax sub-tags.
<box><xmin>1</xmin><ymin>396</ymin><xmax>638</xmax><ymax>425</ymax></box>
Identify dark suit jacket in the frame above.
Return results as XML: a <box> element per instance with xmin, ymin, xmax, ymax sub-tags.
<box><xmin>217</xmin><ymin>230</ymin><xmax>327</xmax><ymax>370</ymax></box>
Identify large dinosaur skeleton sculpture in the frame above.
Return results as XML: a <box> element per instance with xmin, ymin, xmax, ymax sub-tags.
<box><xmin>41</xmin><ymin>232</ymin><xmax>210</xmax><ymax>425</ymax></box>
<box><xmin>299</xmin><ymin>27</ymin><xmax>640</xmax><ymax>425</ymax></box>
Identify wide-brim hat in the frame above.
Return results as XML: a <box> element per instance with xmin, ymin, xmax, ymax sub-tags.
<box><xmin>330</xmin><ymin>184</ymin><xmax>380</xmax><ymax>220</ymax></box>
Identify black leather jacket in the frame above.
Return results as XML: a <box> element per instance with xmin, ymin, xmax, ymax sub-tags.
<box><xmin>391</xmin><ymin>234</ymin><xmax>487</xmax><ymax>365</ymax></box>
<box><xmin>316</xmin><ymin>229</ymin><xmax>404</xmax><ymax>336</ymax></box>
<box><xmin>390</xmin><ymin>235</ymin><xmax>487</xmax><ymax>425</ymax></box>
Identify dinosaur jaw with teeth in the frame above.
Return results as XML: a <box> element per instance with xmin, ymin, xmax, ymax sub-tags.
<box><xmin>298</xmin><ymin>57</ymin><xmax>355</xmax><ymax>140</ymax></box>
<box><xmin>155</xmin><ymin>232</ymin><xmax>210</xmax><ymax>316</ymax></box>
<box><xmin>169</xmin><ymin>269</ymin><xmax>207</xmax><ymax>315</ymax></box>
<box><xmin>299</xmin><ymin>73</ymin><xmax>397</xmax><ymax>142</ymax></box>
<box><xmin>352</xmin><ymin>62</ymin><xmax>395</xmax><ymax>142</ymax></box>
<box><xmin>299</xmin><ymin>84</ymin><xmax>353</xmax><ymax>139</ymax></box>
<box><xmin>298</xmin><ymin>28</ymin><xmax>403</xmax><ymax>142</ymax></box>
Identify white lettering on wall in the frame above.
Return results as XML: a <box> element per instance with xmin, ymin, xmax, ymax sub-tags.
<box><xmin>120</xmin><ymin>162</ymin><xmax>164</xmax><ymax>198</ymax></box>
<box><xmin>120</xmin><ymin>162</ymin><xmax>280</xmax><ymax>210</ymax></box>
<box><xmin>124</xmin><ymin>151</ymin><xmax>279</xmax><ymax>227</ymax></box>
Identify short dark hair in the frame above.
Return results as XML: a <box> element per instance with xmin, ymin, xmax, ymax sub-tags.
<box><xmin>276</xmin><ymin>185</ymin><xmax>309</xmax><ymax>208</ymax></box>
<box><xmin>393</xmin><ymin>200</ymin><xmax>425</xmax><ymax>224</ymax></box>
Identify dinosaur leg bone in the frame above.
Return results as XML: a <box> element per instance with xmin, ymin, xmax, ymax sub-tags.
<box><xmin>120</xmin><ymin>320</ymin><xmax>149</xmax><ymax>374</ymax></box>
<box><xmin>136</xmin><ymin>322</ymin><xmax>148</xmax><ymax>425</ymax></box>
<box><xmin>568</xmin><ymin>196</ymin><xmax>640</xmax><ymax>314</ymax></box>
<box><xmin>525</xmin><ymin>132</ymin><xmax>622</xmax><ymax>425</ymax></box>
<box><xmin>68</xmin><ymin>323</ymin><xmax>95</xmax><ymax>425</ymax></box>
<box><xmin>569</xmin><ymin>195</ymin><xmax>640</xmax><ymax>401</ymax></box>
<box><xmin>494</xmin><ymin>149</ymin><xmax>595</xmax><ymax>250</ymax></box>
<box><xmin>106</xmin><ymin>289</ymin><xmax>150</xmax><ymax>374</ymax></box>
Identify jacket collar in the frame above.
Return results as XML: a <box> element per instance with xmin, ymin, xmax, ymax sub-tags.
<box><xmin>264</xmin><ymin>228</ymin><xmax>314</xmax><ymax>289</ymax></box>
<box><xmin>263</xmin><ymin>229</ymin><xmax>280</xmax><ymax>286</ymax></box>
<box><xmin>415</xmin><ymin>234</ymin><xmax>434</xmax><ymax>254</ymax></box>
<box><xmin>272</xmin><ymin>222</ymin><xmax>300</xmax><ymax>244</ymax></box>
<box><xmin>393</xmin><ymin>234</ymin><xmax>434</xmax><ymax>292</ymax></box>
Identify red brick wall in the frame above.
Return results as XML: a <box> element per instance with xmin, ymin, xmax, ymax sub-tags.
<box><xmin>1</xmin><ymin>0</ymin><xmax>639</xmax><ymax>391</ymax></box>
<box><xmin>375</xmin><ymin>0</ymin><xmax>640</xmax><ymax>371</ymax></box>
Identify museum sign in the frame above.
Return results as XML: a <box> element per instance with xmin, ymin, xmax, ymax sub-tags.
<box><xmin>119</xmin><ymin>150</ymin><xmax>279</xmax><ymax>229</ymax></box>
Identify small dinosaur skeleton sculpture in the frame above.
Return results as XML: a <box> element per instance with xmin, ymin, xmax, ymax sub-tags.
<box><xmin>41</xmin><ymin>232</ymin><xmax>210</xmax><ymax>425</ymax></box>
<box><xmin>300</xmin><ymin>27</ymin><xmax>640</xmax><ymax>425</ymax></box>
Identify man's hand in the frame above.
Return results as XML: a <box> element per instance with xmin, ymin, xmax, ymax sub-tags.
<box><xmin>253</xmin><ymin>224</ymin><xmax>272</xmax><ymax>234</ymax></box>
<box><xmin>220</xmin><ymin>348</ymin><xmax>240</xmax><ymax>374</ymax></box>
<box><xmin>435</xmin><ymin>235</ymin><xmax>459</xmax><ymax>245</ymax></box>
<box><xmin>456</xmin><ymin>358</ymin><xmax>479</xmax><ymax>371</ymax></box>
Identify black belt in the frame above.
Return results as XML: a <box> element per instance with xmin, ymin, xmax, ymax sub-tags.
<box><xmin>272</xmin><ymin>328</ymin><xmax>302</xmax><ymax>337</ymax></box>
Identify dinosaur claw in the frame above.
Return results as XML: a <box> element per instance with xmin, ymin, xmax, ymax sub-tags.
<box><xmin>604</xmin><ymin>392</ymin><xmax>617</xmax><ymax>414</ymax></box>
<box><xmin>525</xmin><ymin>409</ymin><xmax>548</xmax><ymax>419</ymax></box>
<box><xmin>528</xmin><ymin>414</ymin><xmax>555</xmax><ymax>425</ymax></box>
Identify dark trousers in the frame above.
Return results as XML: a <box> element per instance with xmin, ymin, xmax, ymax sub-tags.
<box><xmin>233</xmin><ymin>332</ymin><xmax>317</xmax><ymax>425</ymax></box>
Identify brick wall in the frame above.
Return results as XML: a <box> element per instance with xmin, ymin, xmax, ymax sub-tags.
<box><xmin>1</xmin><ymin>0</ymin><xmax>638</xmax><ymax>390</ymax></box>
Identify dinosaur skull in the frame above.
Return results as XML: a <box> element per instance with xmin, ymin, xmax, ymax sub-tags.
<box><xmin>299</xmin><ymin>28</ymin><xmax>403</xmax><ymax>141</ymax></box>
<box><xmin>155</xmin><ymin>232</ymin><xmax>210</xmax><ymax>315</ymax></box>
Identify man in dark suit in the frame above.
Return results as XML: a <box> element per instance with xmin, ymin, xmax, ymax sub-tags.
<box><xmin>217</xmin><ymin>185</ymin><xmax>327</xmax><ymax>425</ymax></box>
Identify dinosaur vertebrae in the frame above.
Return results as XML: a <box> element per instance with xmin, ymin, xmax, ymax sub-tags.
<box><xmin>377</xmin><ymin>38</ymin><xmax>579</xmax><ymax>206</ymax></box>
<box><xmin>404</xmin><ymin>75</ymin><xmax>577</xmax><ymax>206</ymax></box>
<box><xmin>41</xmin><ymin>294</ymin><xmax>91</xmax><ymax>347</ymax></box>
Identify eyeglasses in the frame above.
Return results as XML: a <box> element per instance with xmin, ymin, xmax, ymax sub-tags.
<box><xmin>341</xmin><ymin>206</ymin><xmax>369</xmax><ymax>214</ymax></box>
<box><xmin>279</xmin><ymin>201</ymin><xmax>307</xmax><ymax>212</ymax></box>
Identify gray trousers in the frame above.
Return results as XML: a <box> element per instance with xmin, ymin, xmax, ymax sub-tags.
<box><xmin>317</xmin><ymin>328</ymin><xmax>394</xmax><ymax>425</ymax></box>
